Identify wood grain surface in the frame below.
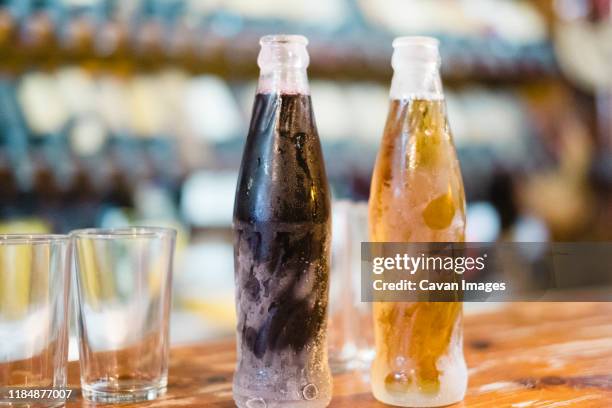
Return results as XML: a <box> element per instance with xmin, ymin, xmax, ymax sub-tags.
<box><xmin>67</xmin><ymin>303</ymin><xmax>612</xmax><ymax>407</ymax></box>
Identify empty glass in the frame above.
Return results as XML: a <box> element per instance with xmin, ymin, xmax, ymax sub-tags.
<box><xmin>72</xmin><ymin>227</ymin><xmax>176</xmax><ymax>403</ymax></box>
<box><xmin>0</xmin><ymin>234</ymin><xmax>71</xmax><ymax>408</ymax></box>
<box><xmin>329</xmin><ymin>201</ymin><xmax>358</xmax><ymax>373</ymax></box>
<box><xmin>328</xmin><ymin>201</ymin><xmax>374</xmax><ymax>373</ymax></box>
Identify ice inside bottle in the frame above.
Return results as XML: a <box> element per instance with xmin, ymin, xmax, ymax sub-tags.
<box><xmin>368</xmin><ymin>37</ymin><xmax>467</xmax><ymax>407</ymax></box>
<box><xmin>232</xmin><ymin>35</ymin><xmax>332</xmax><ymax>408</ymax></box>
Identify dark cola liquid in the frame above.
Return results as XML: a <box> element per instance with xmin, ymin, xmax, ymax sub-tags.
<box><xmin>233</xmin><ymin>93</ymin><xmax>332</xmax><ymax>407</ymax></box>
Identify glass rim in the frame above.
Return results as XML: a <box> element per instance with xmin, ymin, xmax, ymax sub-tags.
<box><xmin>260</xmin><ymin>34</ymin><xmax>308</xmax><ymax>46</ymax></box>
<box><xmin>70</xmin><ymin>226</ymin><xmax>177</xmax><ymax>240</ymax></box>
<box><xmin>0</xmin><ymin>234</ymin><xmax>69</xmax><ymax>245</ymax></box>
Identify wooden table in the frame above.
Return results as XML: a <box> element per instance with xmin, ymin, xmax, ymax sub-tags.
<box><xmin>67</xmin><ymin>303</ymin><xmax>612</xmax><ymax>407</ymax></box>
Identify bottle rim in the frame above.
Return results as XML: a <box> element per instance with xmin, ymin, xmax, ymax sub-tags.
<box><xmin>260</xmin><ymin>34</ymin><xmax>308</xmax><ymax>46</ymax></box>
<box><xmin>391</xmin><ymin>36</ymin><xmax>441</xmax><ymax>67</ymax></box>
<box><xmin>392</xmin><ymin>36</ymin><xmax>439</xmax><ymax>49</ymax></box>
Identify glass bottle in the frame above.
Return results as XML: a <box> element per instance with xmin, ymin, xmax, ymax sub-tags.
<box><xmin>368</xmin><ymin>37</ymin><xmax>467</xmax><ymax>407</ymax></box>
<box><xmin>233</xmin><ymin>35</ymin><xmax>332</xmax><ymax>408</ymax></box>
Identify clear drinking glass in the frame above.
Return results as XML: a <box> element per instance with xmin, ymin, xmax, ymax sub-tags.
<box><xmin>328</xmin><ymin>202</ymin><xmax>374</xmax><ymax>374</ymax></box>
<box><xmin>72</xmin><ymin>227</ymin><xmax>176</xmax><ymax>403</ymax></box>
<box><xmin>0</xmin><ymin>235</ymin><xmax>71</xmax><ymax>408</ymax></box>
<box><xmin>328</xmin><ymin>201</ymin><xmax>358</xmax><ymax>373</ymax></box>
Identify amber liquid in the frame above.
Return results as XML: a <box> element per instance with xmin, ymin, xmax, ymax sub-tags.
<box><xmin>369</xmin><ymin>98</ymin><xmax>466</xmax><ymax>405</ymax></box>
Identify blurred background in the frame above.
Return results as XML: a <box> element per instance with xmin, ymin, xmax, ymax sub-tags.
<box><xmin>0</xmin><ymin>0</ymin><xmax>610</xmax><ymax>345</ymax></box>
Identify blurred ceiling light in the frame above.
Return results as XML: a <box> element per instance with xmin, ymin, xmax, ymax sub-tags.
<box><xmin>18</xmin><ymin>72</ymin><xmax>69</xmax><ymax>136</ymax></box>
<box><xmin>180</xmin><ymin>170</ymin><xmax>237</xmax><ymax>227</ymax></box>
<box><xmin>512</xmin><ymin>215</ymin><xmax>549</xmax><ymax>242</ymax></box>
<box><xmin>310</xmin><ymin>81</ymin><xmax>351</xmax><ymax>142</ymax></box>
<box><xmin>555</xmin><ymin>0</ymin><xmax>591</xmax><ymax>20</ymax></box>
<box><xmin>63</xmin><ymin>0</ymin><xmax>98</xmax><ymax>6</ymax></box>
<box><xmin>127</xmin><ymin>74</ymin><xmax>168</xmax><ymax>138</ymax></box>
<box><xmin>184</xmin><ymin>75</ymin><xmax>243</xmax><ymax>143</ymax></box>
<box><xmin>56</xmin><ymin>67</ymin><xmax>96</xmax><ymax>116</ymax></box>
<box><xmin>455</xmin><ymin>89</ymin><xmax>526</xmax><ymax>155</ymax></box>
<box><xmin>344</xmin><ymin>83</ymin><xmax>388</xmax><ymax>144</ymax></box>
<box><xmin>220</xmin><ymin>0</ymin><xmax>350</xmax><ymax>28</ymax></box>
<box><xmin>461</xmin><ymin>0</ymin><xmax>547</xmax><ymax>43</ymax></box>
<box><xmin>134</xmin><ymin>182</ymin><xmax>177</xmax><ymax>220</ymax></box>
<box><xmin>466</xmin><ymin>202</ymin><xmax>501</xmax><ymax>242</ymax></box>
<box><xmin>358</xmin><ymin>0</ymin><xmax>546</xmax><ymax>43</ymax></box>
<box><xmin>96</xmin><ymin>75</ymin><xmax>131</xmax><ymax>134</ymax></box>
<box><xmin>554</xmin><ymin>7</ymin><xmax>612</xmax><ymax>91</ymax></box>
<box><xmin>69</xmin><ymin>116</ymin><xmax>107</xmax><ymax>157</ymax></box>
<box><xmin>359</xmin><ymin>0</ymin><xmax>469</xmax><ymax>36</ymax></box>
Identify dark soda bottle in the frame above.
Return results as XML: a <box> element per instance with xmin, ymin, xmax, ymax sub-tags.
<box><xmin>233</xmin><ymin>35</ymin><xmax>332</xmax><ymax>408</ymax></box>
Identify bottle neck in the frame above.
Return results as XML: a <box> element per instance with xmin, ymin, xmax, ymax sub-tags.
<box><xmin>256</xmin><ymin>35</ymin><xmax>310</xmax><ymax>95</ymax></box>
<box><xmin>257</xmin><ymin>68</ymin><xmax>310</xmax><ymax>95</ymax></box>
<box><xmin>390</xmin><ymin>63</ymin><xmax>443</xmax><ymax>100</ymax></box>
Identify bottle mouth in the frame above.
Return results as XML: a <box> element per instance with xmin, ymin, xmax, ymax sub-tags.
<box><xmin>392</xmin><ymin>36</ymin><xmax>441</xmax><ymax>66</ymax></box>
<box><xmin>258</xmin><ymin>34</ymin><xmax>310</xmax><ymax>72</ymax></box>
<box><xmin>392</xmin><ymin>36</ymin><xmax>439</xmax><ymax>49</ymax></box>
<box><xmin>260</xmin><ymin>34</ymin><xmax>308</xmax><ymax>46</ymax></box>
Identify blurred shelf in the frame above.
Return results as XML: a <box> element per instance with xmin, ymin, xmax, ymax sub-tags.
<box><xmin>170</xmin><ymin>30</ymin><xmax>559</xmax><ymax>85</ymax></box>
<box><xmin>0</xmin><ymin>12</ymin><xmax>559</xmax><ymax>84</ymax></box>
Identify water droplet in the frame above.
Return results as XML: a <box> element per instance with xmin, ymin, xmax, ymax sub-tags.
<box><xmin>246</xmin><ymin>397</ymin><xmax>267</xmax><ymax>408</ymax></box>
<box><xmin>384</xmin><ymin>371</ymin><xmax>412</xmax><ymax>393</ymax></box>
<box><xmin>302</xmin><ymin>383</ymin><xmax>318</xmax><ymax>400</ymax></box>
